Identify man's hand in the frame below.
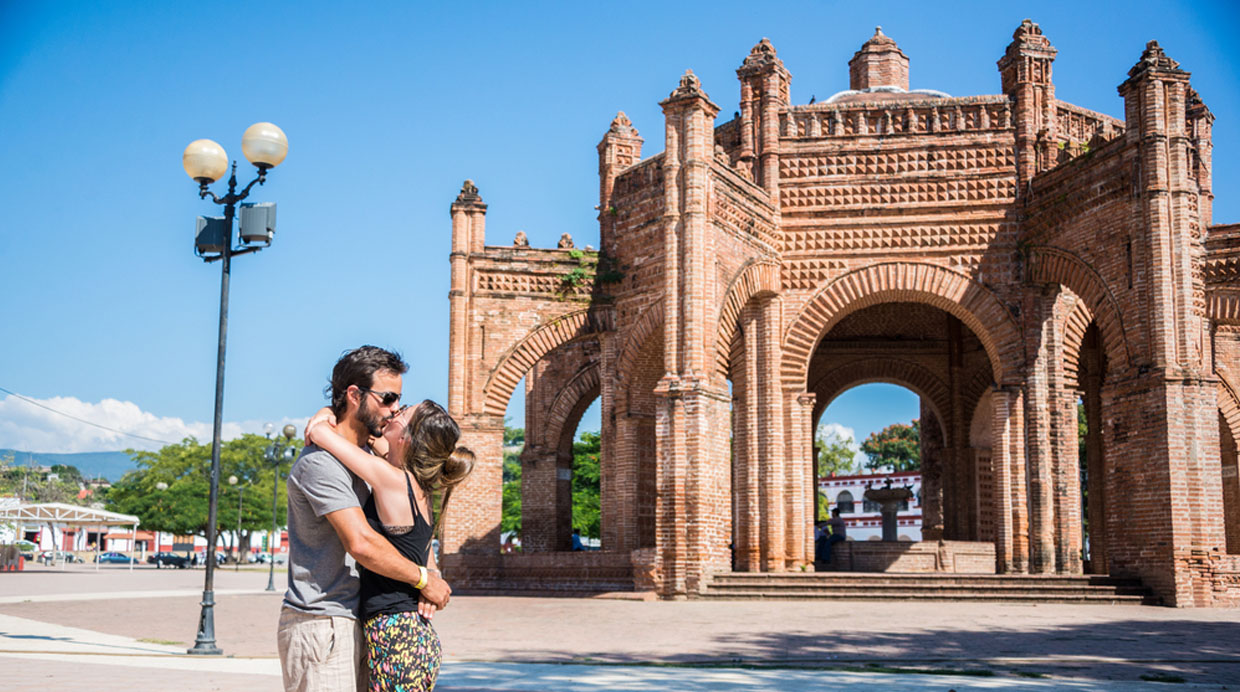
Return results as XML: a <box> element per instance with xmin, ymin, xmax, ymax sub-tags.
<box><xmin>417</xmin><ymin>596</ymin><xmax>438</xmax><ymax>620</ymax></box>
<box><xmin>418</xmin><ymin>570</ymin><xmax>451</xmax><ymax>609</ymax></box>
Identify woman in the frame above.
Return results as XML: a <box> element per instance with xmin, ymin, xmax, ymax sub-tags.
<box><xmin>306</xmin><ymin>399</ymin><xmax>474</xmax><ymax>692</ymax></box>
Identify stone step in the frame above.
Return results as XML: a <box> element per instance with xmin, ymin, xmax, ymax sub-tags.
<box><xmin>708</xmin><ymin>573</ymin><xmax>1141</xmax><ymax>588</ymax></box>
<box><xmin>701</xmin><ymin>572</ymin><xmax>1151</xmax><ymax>604</ymax></box>
<box><xmin>699</xmin><ymin>589</ymin><xmax>1149</xmax><ymax>604</ymax></box>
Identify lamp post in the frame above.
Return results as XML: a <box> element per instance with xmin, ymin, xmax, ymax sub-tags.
<box><xmin>183</xmin><ymin>122</ymin><xmax>288</xmax><ymax>656</ymax></box>
<box><xmin>228</xmin><ymin>475</ymin><xmax>249</xmax><ymax>571</ymax></box>
<box><xmin>265</xmin><ymin>423</ymin><xmax>298</xmax><ymax>592</ymax></box>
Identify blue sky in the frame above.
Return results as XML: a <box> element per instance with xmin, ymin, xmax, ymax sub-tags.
<box><xmin>1</xmin><ymin>1</ymin><xmax>1236</xmax><ymax>453</ymax></box>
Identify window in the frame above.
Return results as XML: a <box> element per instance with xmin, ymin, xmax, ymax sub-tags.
<box><xmin>836</xmin><ymin>490</ymin><xmax>855</xmax><ymax>514</ymax></box>
<box><xmin>863</xmin><ymin>499</ymin><xmax>880</xmax><ymax>513</ymax></box>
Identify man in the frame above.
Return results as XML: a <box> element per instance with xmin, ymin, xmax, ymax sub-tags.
<box><xmin>822</xmin><ymin>507</ymin><xmax>848</xmax><ymax>564</ymax></box>
<box><xmin>278</xmin><ymin>345</ymin><xmax>451</xmax><ymax>692</ymax></box>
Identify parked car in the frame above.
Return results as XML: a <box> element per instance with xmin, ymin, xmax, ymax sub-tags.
<box><xmin>17</xmin><ymin>540</ymin><xmax>37</xmax><ymax>561</ymax></box>
<box><xmin>253</xmin><ymin>552</ymin><xmax>287</xmax><ymax>564</ymax></box>
<box><xmin>147</xmin><ymin>552</ymin><xmax>190</xmax><ymax>569</ymax></box>
<box><xmin>38</xmin><ymin>550</ymin><xmax>82</xmax><ymax>564</ymax></box>
<box><xmin>94</xmin><ymin>551</ymin><xmax>138</xmax><ymax>564</ymax></box>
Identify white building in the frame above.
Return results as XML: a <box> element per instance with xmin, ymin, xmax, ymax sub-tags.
<box><xmin>818</xmin><ymin>470</ymin><xmax>922</xmax><ymax>541</ymax></box>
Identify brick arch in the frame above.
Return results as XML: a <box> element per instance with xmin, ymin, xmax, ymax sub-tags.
<box><xmin>546</xmin><ymin>362</ymin><xmax>602</xmax><ymax>456</ymax></box>
<box><xmin>781</xmin><ymin>262</ymin><xmax>1021</xmax><ymax>391</ymax></box>
<box><xmin>1060</xmin><ymin>293</ymin><xmax>1095</xmax><ymax>391</ymax></box>
<box><xmin>715</xmin><ymin>259</ymin><xmax>781</xmax><ymax>377</ymax></box>
<box><xmin>615</xmin><ymin>299</ymin><xmax>663</xmax><ymax>389</ymax></box>
<box><xmin>960</xmin><ymin>367</ymin><xmax>998</xmax><ymax>424</ymax></box>
<box><xmin>481</xmin><ymin>306</ymin><xmax>615</xmax><ymax>417</ymax></box>
<box><xmin>1025</xmin><ymin>246</ymin><xmax>1132</xmax><ymax>372</ymax></box>
<box><xmin>809</xmin><ymin>358</ymin><xmax>950</xmax><ymax>438</ymax></box>
<box><xmin>1218</xmin><ymin>373</ymin><xmax>1240</xmax><ymax>446</ymax></box>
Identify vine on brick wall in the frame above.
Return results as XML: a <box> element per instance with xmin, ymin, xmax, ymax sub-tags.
<box><xmin>558</xmin><ymin>248</ymin><xmax>626</xmax><ymax>295</ymax></box>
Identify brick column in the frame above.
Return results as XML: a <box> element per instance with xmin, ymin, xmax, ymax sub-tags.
<box><xmin>448</xmin><ymin>181</ymin><xmax>486</xmax><ymax>416</ymax></box>
<box><xmin>755</xmin><ymin>297</ymin><xmax>786</xmax><ymax>570</ymax></box>
<box><xmin>788</xmin><ymin>391</ymin><xmax>816</xmax><ymax>567</ymax></box>
<box><xmin>651</xmin><ymin>70</ymin><xmax>732</xmax><ymax>597</ymax></box>
<box><xmin>733</xmin><ymin>302</ymin><xmax>761</xmax><ymax>571</ymax></box>
<box><xmin>992</xmin><ymin>387</ymin><xmax>1028</xmax><ymax>573</ymax></box>
<box><xmin>597</xmin><ymin>332</ymin><xmax>621</xmax><ymax>552</ymax></box>
<box><xmin>441</xmin><ymin>414</ymin><xmax>504</xmax><ymax>556</ymax></box>
<box><xmin>1022</xmin><ymin>286</ymin><xmax>1059</xmax><ymax>573</ymax></box>
<box><xmin>1110</xmin><ymin>42</ymin><xmax>1227</xmax><ymax>605</ymax></box>
<box><xmin>920</xmin><ymin>404</ymin><xmax>945</xmax><ymax>541</ymax></box>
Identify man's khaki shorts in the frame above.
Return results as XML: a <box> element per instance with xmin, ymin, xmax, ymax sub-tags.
<box><xmin>277</xmin><ymin>607</ymin><xmax>367</xmax><ymax>692</ymax></box>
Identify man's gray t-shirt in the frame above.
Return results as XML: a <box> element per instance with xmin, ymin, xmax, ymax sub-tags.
<box><xmin>282</xmin><ymin>444</ymin><xmax>370</xmax><ymax>618</ymax></box>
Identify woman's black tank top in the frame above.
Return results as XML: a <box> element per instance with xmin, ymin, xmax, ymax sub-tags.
<box><xmin>357</xmin><ymin>472</ymin><xmax>433</xmax><ymax>620</ymax></box>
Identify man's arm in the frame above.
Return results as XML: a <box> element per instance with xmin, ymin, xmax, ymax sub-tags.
<box><xmin>324</xmin><ymin>506</ymin><xmax>451</xmax><ymax>608</ymax></box>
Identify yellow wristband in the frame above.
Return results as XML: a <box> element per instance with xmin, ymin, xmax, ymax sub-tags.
<box><xmin>415</xmin><ymin>564</ymin><xmax>428</xmax><ymax>590</ymax></box>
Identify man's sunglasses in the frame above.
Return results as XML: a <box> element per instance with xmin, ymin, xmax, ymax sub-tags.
<box><xmin>358</xmin><ymin>387</ymin><xmax>400</xmax><ymax>407</ymax></box>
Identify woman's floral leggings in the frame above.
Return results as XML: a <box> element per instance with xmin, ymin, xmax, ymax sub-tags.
<box><xmin>364</xmin><ymin>611</ymin><xmax>441</xmax><ymax>691</ymax></box>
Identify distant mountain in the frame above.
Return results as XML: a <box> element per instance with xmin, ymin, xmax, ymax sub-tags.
<box><xmin>1</xmin><ymin>449</ymin><xmax>137</xmax><ymax>483</ymax></box>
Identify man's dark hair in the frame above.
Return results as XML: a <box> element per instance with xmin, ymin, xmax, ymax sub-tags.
<box><xmin>325</xmin><ymin>345</ymin><xmax>409</xmax><ymax>417</ymax></box>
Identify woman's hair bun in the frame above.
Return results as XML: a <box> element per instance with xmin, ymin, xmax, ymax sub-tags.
<box><xmin>441</xmin><ymin>446</ymin><xmax>475</xmax><ymax>488</ymax></box>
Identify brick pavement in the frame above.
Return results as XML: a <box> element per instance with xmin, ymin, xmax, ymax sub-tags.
<box><xmin>1</xmin><ymin>565</ymin><xmax>1238</xmax><ymax>690</ymax></box>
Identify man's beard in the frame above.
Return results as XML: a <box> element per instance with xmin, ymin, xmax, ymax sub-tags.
<box><xmin>357</xmin><ymin>394</ymin><xmax>386</xmax><ymax>438</ymax></box>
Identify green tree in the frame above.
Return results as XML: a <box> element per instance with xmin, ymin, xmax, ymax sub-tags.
<box><xmin>106</xmin><ymin>434</ymin><xmax>297</xmax><ymax>552</ymax></box>
<box><xmin>571</xmin><ymin>431</ymin><xmax>602</xmax><ymax>540</ymax></box>
<box><xmin>501</xmin><ymin>419</ymin><xmax>523</xmax><ymax>539</ymax></box>
<box><xmin>500</xmin><ymin>446</ymin><xmax>523</xmax><ymax>538</ymax></box>
<box><xmin>815</xmin><ymin>428</ymin><xmax>857</xmax><ymax>478</ymax></box>
<box><xmin>0</xmin><ymin>456</ymin><xmax>90</xmax><ymax>505</ymax></box>
<box><xmin>860</xmin><ymin>420</ymin><xmax>921</xmax><ymax>472</ymax></box>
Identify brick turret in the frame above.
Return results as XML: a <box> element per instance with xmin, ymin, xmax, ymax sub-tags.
<box><xmin>448</xmin><ymin>180</ymin><xmax>487</xmax><ymax>415</ymax></box>
<box><xmin>597</xmin><ymin>112</ymin><xmax>643</xmax><ymax>249</ymax></box>
<box><xmin>736</xmin><ymin>38</ymin><xmax>790</xmax><ymax>196</ymax></box>
<box><xmin>849</xmin><ymin>27</ymin><xmax>909</xmax><ymax>91</ymax></box>
<box><xmin>998</xmin><ymin>19</ymin><xmax>1058</xmax><ymax>187</ymax></box>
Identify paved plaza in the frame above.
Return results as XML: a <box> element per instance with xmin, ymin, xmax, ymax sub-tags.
<box><xmin>1</xmin><ymin>564</ymin><xmax>1237</xmax><ymax>690</ymax></box>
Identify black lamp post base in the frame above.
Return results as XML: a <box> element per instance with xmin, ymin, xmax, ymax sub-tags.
<box><xmin>187</xmin><ymin>593</ymin><xmax>223</xmax><ymax>655</ymax></box>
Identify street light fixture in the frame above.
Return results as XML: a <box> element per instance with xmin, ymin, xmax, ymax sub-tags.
<box><xmin>183</xmin><ymin>122</ymin><xmax>288</xmax><ymax>657</ymax></box>
<box><xmin>264</xmin><ymin>424</ymin><xmax>298</xmax><ymax>592</ymax></box>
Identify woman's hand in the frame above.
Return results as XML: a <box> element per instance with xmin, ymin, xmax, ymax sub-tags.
<box><xmin>417</xmin><ymin>595</ymin><xmax>438</xmax><ymax>620</ymax></box>
<box><xmin>304</xmin><ymin>407</ymin><xmax>337</xmax><ymax>444</ymax></box>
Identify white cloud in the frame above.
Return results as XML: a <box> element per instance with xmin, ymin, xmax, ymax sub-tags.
<box><xmin>0</xmin><ymin>394</ymin><xmax>307</xmax><ymax>453</ymax></box>
<box><xmin>816</xmin><ymin>422</ymin><xmax>863</xmax><ymax>455</ymax></box>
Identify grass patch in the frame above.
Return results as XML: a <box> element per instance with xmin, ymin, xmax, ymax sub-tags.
<box><xmin>138</xmin><ymin>637</ymin><xmax>184</xmax><ymax>646</ymax></box>
<box><xmin>1140</xmin><ymin>673</ymin><xmax>1187</xmax><ymax>683</ymax></box>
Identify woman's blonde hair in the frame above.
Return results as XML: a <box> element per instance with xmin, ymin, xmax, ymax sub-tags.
<box><xmin>401</xmin><ymin>400</ymin><xmax>475</xmax><ymax>528</ymax></box>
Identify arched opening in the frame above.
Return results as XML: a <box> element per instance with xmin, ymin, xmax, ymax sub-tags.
<box><xmin>500</xmin><ymin>338</ymin><xmax>602</xmax><ymax>553</ymax></box>
<box><xmin>615</xmin><ymin>324</ymin><xmax>663</xmax><ymax>552</ymax></box>
<box><xmin>807</xmin><ymin>302</ymin><xmax>993</xmax><ymax>547</ymax></box>
<box><xmin>1076</xmin><ymin>322</ymin><xmax>1108</xmax><ymax>573</ymax></box>
<box><xmin>816</xmin><ymin>383</ymin><xmax>924</xmax><ymax>542</ymax></box>
<box><xmin>1221</xmin><ymin>412</ymin><xmax>1240</xmax><ymax>554</ymax></box>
